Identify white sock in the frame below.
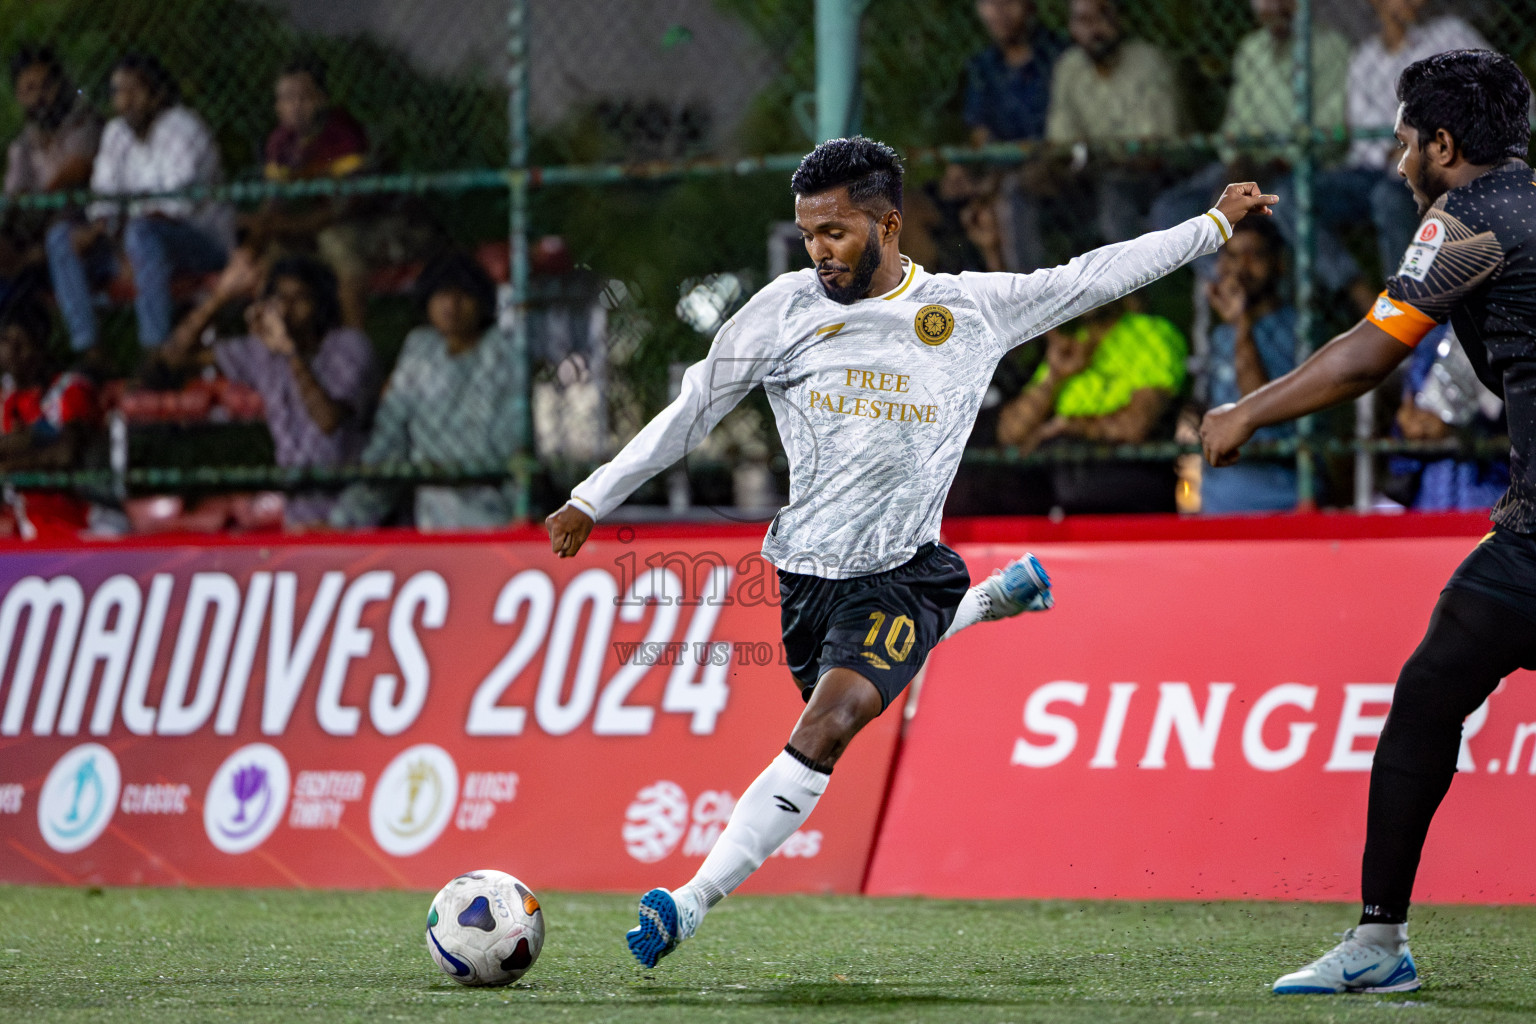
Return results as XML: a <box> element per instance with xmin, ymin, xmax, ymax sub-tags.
<box><xmin>1355</xmin><ymin>922</ymin><xmax>1408</xmax><ymax>949</ymax></box>
<box><xmin>940</xmin><ymin>587</ymin><xmax>990</xmax><ymax>641</ymax></box>
<box><xmin>683</xmin><ymin>749</ymin><xmax>828</xmax><ymax>909</ymax></box>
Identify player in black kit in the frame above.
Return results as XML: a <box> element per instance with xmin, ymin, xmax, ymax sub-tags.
<box><xmin>1201</xmin><ymin>49</ymin><xmax>1536</xmax><ymax>995</ymax></box>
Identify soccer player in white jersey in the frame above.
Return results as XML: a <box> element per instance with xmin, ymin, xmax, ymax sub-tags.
<box><xmin>545</xmin><ymin>137</ymin><xmax>1276</xmax><ymax>968</ymax></box>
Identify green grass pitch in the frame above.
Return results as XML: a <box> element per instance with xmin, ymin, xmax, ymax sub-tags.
<box><xmin>2</xmin><ymin>886</ymin><xmax>1535</xmax><ymax>1023</ymax></box>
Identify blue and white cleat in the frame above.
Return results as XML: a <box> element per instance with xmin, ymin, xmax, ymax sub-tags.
<box><xmin>1273</xmin><ymin>928</ymin><xmax>1420</xmax><ymax>994</ymax></box>
<box><xmin>626</xmin><ymin>886</ymin><xmax>701</xmax><ymax>968</ymax></box>
<box><xmin>979</xmin><ymin>552</ymin><xmax>1053</xmax><ymax>617</ymax></box>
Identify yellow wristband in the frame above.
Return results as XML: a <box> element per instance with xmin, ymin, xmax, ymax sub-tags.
<box><xmin>1204</xmin><ymin>208</ymin><xmax>1232</xmax><ymax>243</ymax></box>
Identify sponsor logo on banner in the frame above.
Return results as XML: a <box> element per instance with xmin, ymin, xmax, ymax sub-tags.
<box><xmin>622</xmin><ymin>780</ymin><xmax>821</xmax><ymax>863</ymax></box>
<box><xmin>623</xmin><ymin>781</ymin><xmax>689</xmax><ymax>862</ymax></box>
<box><xmin>0</xmin><ymin>784</ymin><xmax>22</xmax><ymax>813</ymax></box>
<box><xmin>38</xmin><ymin>743</ymin><xmax>120</xmax><ymax>852</ymax></box>
<box><xmin>370</xmin><ymin>744</ymin><xmax>458</xmax><ymax>856</ymax></box>
<box><xmin>204</xmin><ymin>744</ymin><xmax>291</xmax><ymax>854</ymax></box>
<box><xmin>1005</xmin><ymin>680</ymin><xmax>1474</xmax><ymax>773</ymax></box>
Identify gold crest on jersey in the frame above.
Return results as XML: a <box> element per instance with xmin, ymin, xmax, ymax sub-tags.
<box><xmin>914</xmin><ymin>304</ymin><xmax>954</xmax><ymax>345</ymax></box>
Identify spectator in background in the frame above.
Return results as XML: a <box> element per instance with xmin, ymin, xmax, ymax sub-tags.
<box><xmin>0</xmin><ymin>293</ymin><xmax>100</xmax><ymax>539</ymax></box>
<box><xmin>1042</xmin><ymin>0</ymin><xmax>1182</xmax><ymax>245</ymax></box>
<box><xmin>331</xmin><ymin>252</ymin><xmax>519</xmax><ymax>530</ymax></box>
<box><xmin>1</xmin><ymin>46</ymin><xmax>101</xmax><ymax>305</ymax></box>
<box><xmin>994</xmin><ymin>298</ymin><xmax>1187</xmax><ymax>513</ymax></box>
<box><xmin>45</xmin><ymin>53</ymin><xmax>232</xmax><ymax>359</ymax></box>
<box><xmin>1333</xmin><ymin>0</ymin><xmax>1487</xmax><ymax>279</ymax></box>
<box><xmin>1150</xmin><ymin>0</ymin><xmax>1364</xmax><ymax>306</ymax></box>
<box><xmin>1387</xmin><ymin>324</ymin><xmax>1508</xmax><ymax>512</ymax></box>
<box><xmin>241</xmin><ymin>56</ymin><xmax>372</xmax><ymax>329</ymax></box>
<box><xmin>158</xmin><ymin>255</ymin><xmax>376</xmax><ymax>527</ymax></box>
<box><xmin>946</xmin><ymin>0</ymin><xmax>1065</xmax><ymax>271</ymax></box>
<box><xmin>1195</xmin><ymin>216</ymin><xmax>1301</xmax><ymax>513</ymax></box>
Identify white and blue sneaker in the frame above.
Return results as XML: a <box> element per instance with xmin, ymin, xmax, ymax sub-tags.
<box><xmin>1273</xmin><ymin>926</ymin><xmax>1420</xmax><ymax>994</ymax></box>
<box><xmin>979</xmin><ymin>553</ymin><xmax>1053</xmax><ymax>617</ymax></box>
<box><xmin>626</xmin><ymin>886</ymin><xmax>702</xmax><ymax>968</ymax></box>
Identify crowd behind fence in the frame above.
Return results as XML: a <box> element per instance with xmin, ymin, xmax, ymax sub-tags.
<box><xmin>0</xmin><ymin>0</ymin><xmax>1523</xmax><ymax>540</ymax></box>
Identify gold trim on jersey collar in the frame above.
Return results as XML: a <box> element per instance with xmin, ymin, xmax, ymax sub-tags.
<box><xmin>880</xmin><ymin>258</ymin><xmax>917</xmax><ymax>300</ymax></box>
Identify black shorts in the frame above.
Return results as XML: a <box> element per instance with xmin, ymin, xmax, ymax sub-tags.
<box><xmin>1446</xmin><ymin>525</ymin><xmax>1536</xmax><ymax>626</ymax></box>
<box><xmin>777</xmin><ymin>542</ymin><xmax>971</xmax><ymax>712</ymax></box>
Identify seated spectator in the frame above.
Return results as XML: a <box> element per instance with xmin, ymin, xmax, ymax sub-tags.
<box><xmin>240</xmin><ymin>56</ymin><xmax>372</xmax><ymax>329</ymax></box>
<box><xmin>1194</xmin><ymin>216</ymin><xmax>1302</xmax><ymax>513</ymax></box>
<box><xmin>45</xmin><ymin>53</ymin><xmax>232</xmax><ymax>359</ymax></box>
<box><xmin>157</xmin><ymin>255</ymin><xmax>377</xmax><ymax>527</ymax></box>
<box><xmin>1</xmin><ymin>46</ymin><xmax>101</xmax><ymax>305</ymax></box>
<box><xmin>0</xmin><ymin>294</ymin><xmax>100</xmax><ymax>539</ymax></box>
<box><xmin>1150</xmin><ymin>0</ymin><xmax>1363</xmax><ymax>305</ymax></box>
<box><xmin>331</xmin><ymin>252</ymin><xmax>518</xmax><ymax>530</ymax></box>
<box><xmin>945</xmin><ymin>0</ymin><xmax>1066</xmax><ymax>271</ymax></box>
<box><xmin>1386</xmin><ymin>324</ymin><xmax>1508</xmax><ymax>512</ymax></box>
<box><xmin>993</xmin><ymin>299</ymin><xmax>1187</xmax><ymax>513</ymax></box>
<box><xmin>1042</xmin><ymin>0</ymin><xmax>1182</xmax><ymax>245</ymax></box>
<box><xmin>1332</xmin><ymin>0</ymin><xmax>1486</xmax><ymax>280</ymax></box>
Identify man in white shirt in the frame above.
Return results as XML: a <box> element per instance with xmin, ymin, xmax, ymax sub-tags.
<box><xmin>1313</xmin><ymin>0</ymin><xmax>1488</xmax><ymax>281</ymax></box>
<box><xmin>44</xmin><ymin>53</ymin><xmax>232</xmax><ymax>357</ymax></box>
<box><xmin>545</xmin><ymin>137</ymin><xmax>1276</xmax><ymax>968</ymax></box>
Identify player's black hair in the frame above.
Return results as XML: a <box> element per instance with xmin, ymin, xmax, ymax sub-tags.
<box><xmin>0</xmin><ymin>291</ymin><xmax>54</xmax><ymax>348</ymax></box>
<box><xmin>266</xmin><ymin>256</ymin><xmax>342</xmax><ymax>338</ymax></box>
<box><xmin>790</xmin><ymin>136</ymin><xmax>904</xmax><ymax>216</ymax></box>
<box><xmin>1397</xmin><ymin>50</ymin><xmax>1531</xmax><ymax>165</ymax></box>
<box><xmin>279</xmin><ymin>54</ymin><xmax>329</xmax><ymax>95</ymax></box>
<box><xmin>111</xmin><ymin>52</ymin><xmax>180</xmax><ymax>106</ymax></box>
<box><xmin>9</xmin><ymin>45</ymin><xmax>64</xmax><ymax>87</ymax></box>
<box><xmin>415</xmin><ymin>250</ymin><xmax>498</xmax><ymax>332</ymax></box>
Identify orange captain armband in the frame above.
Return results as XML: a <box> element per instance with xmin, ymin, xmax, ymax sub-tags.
<box><xmin>1366</xmin><ymin>291</ymin><xmax>1438</xmax><ymax>347</ymax></box>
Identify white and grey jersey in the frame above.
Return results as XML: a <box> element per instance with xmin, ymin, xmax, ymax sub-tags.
<box><xmin>571</xmin><ymin>210</ymin><xmax>1230</xmax><ymax>579</ymax></box>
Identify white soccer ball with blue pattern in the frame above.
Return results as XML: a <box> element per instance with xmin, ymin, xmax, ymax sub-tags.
<box><xmin>425</xmin><ymin>869</ymin><xmax>545</xmax><ymax>985</ymax></box>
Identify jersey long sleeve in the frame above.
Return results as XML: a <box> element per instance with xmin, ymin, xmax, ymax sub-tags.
<box><xmin>570</xmin><ymin>211</ymin><xmax>1226</xmax><ymax>577</ymax></box>
<box><xmin>962</xmin><ymin>208</ymin><xmax>1228</xmax><ymax>350</ymax></box>
<box><xmin>570</xmin><ymin>277</ymin><xmax>793</xmax><ymax>520</ymax></box>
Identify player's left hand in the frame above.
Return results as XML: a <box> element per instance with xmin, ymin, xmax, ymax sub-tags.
<box><xmin>1199</xmin><ymin>402</ymin><xmax>1255</xmax><ymax>467</ymax></box>
<box><xmin>545</xmin><ymin>502</ymin><xmax>595</xmax><ymax>558</ymax></box>
<box><xmin>1215</xmin><ymin>182</ymin><xmax>1279</xmax><ymax>226</ymax></box>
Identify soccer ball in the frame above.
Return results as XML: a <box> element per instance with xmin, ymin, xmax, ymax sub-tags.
<box><xmin>425</xmin><ymin>869</ymin><xmax>545</xmax><ymax>986</ymax></box>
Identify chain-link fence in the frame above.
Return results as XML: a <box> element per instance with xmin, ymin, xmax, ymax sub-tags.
<box><xmin>0</xmin><ymin>0</ymin><xmax>1525</xmax><ymax>537</ymax></box>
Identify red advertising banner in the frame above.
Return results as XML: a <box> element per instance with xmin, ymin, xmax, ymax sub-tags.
<box><xmin>868</xmin><ymin>533</ymin><xmax>1536</xmax><ymax>904</ymax></box>
<box><xmin>0</xmin><ymin>530</ymin><xmax>897</xmax><ymax>892</ymax></box>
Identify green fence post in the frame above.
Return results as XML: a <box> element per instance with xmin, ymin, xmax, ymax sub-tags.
<box><xmin>1291</xmin><ymin>0</ymin><xmax>1317</xmax><ymax>509</ymax></box>
<box><xmin>508</xmin><ymin>0</ymin><xmax>533</xmax><ymax>520</ymax></box>
<box><xmin>815</xmin><ymin>0</ymin><xmax>867</xmax><ymax>141</ymax></box>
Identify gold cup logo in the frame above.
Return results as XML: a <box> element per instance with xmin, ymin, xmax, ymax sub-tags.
<box><xmin>389</xmin><ymin>757</ymin><xmax>442</xmax><ymax>838</ymax></box>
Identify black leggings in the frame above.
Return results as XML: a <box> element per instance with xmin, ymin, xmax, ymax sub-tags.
<box><xmin>1361</xmin><ymin>587</ymin><xmax>1536</xmax><ymax>924</ymax></box>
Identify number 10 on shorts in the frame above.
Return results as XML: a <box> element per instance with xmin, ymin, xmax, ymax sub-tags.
<box><xmin>864</xmin><ymin>611</ymin><xmax>916</xmax><ymax>662</ymax></box>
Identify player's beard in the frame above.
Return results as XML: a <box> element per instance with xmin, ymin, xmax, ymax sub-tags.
<box><xmin>1410</xmin><ymin>160</ymin><xmax>1442</xmax><ymax>217</ymax></box>
<box><xmin>818</xmin><ymin>223</ymin><xmax>883</xmax><ymax>305</ymax></box>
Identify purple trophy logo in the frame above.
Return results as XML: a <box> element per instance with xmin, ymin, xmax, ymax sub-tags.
<box><xmin>219</xmin><ymin>762</ymin><xmax>270</xmax><ymax>839</ymax></box>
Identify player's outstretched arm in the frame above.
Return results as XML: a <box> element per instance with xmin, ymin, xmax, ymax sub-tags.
<box><xmin>1200</xmin><ymin>319</ymin><xmax>1411</xmax><ymax>466</ymax></box>
<box><xmin>969</xmin><ymin>184</ymin><xmax>1277</xmax><ymax>351</ymax></box>
<box><xmin>545</xmin><ymin>502</ymin><xmax>595</xmax><ymax>558</ymax></box>
<box><xmin>550</xmin><ymin>277</ymin><xmax>791</xmax><ymax>556</ymax></box>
